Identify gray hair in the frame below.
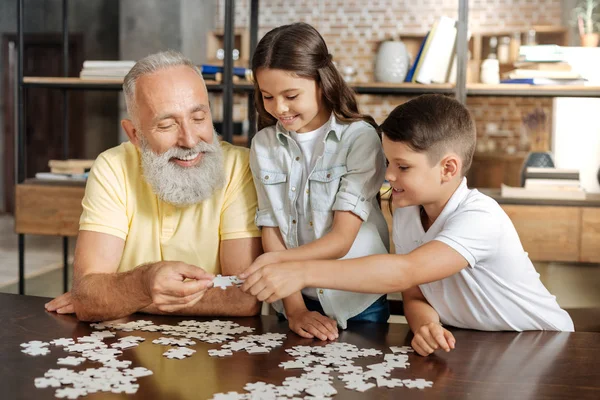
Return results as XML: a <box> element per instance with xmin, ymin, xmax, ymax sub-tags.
<box><xmin>123</xmin><ymin>50</ymin><xmax>204</xmax><ymax>120</ymax></box>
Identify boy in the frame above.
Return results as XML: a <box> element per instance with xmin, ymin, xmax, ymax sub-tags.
<box><xmin>240</xmin><ymin>94</ymin><xmax>574</xmax><ymax>356</ymax></box>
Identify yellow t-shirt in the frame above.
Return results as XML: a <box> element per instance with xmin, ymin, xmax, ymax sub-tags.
<box><xmin>79</xmin><ymin>141</ymin><xmax>261</xmax><ymax>274</ymax></box>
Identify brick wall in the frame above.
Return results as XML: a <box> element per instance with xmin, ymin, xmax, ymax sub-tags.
<box><xmin>215</xmin><ymin>0</ymin><xmax>560</xmax><ymax>151</ymax></box>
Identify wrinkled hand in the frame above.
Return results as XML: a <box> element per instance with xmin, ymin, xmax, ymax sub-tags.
<box><xmin>287</xmin><ymin>308</ymin><xmax>338</xmax><ymax>341</ymax></box>
<box><xmin>45</xmin><ymin>292</ymin><xmax>74</xmax><ymax>314</ymax></box>
<box><xmin>143</xmin><ymin>261</ymin><xmax>215</xmax><ymax>313</ymax></box>
<box><xmin>412</xmin><ymin>322</ymin><xmax>455</xmax><ymax>356</ymax></box>
<box><xmin>240</xmin><ymin>261</ymin><xmax>306</xmax><ymax>303</ymax></box>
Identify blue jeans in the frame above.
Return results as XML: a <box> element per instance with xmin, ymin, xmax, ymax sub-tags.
<box><xmin>279</xmin><ymin>295</ymin><xmax>390</xmax><ymax>323</ymax></box>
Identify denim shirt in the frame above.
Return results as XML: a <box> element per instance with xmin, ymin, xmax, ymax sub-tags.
<box><xmin>249</xmin><ymin>115</ymin><xmax>390</xmax><ymax>328</ymax></box>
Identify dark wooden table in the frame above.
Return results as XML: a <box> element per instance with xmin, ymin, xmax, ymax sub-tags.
<box><xmin>2</xmin><ymin>293</ymin><xmax>600</xmax><ymax>400</ymax></box>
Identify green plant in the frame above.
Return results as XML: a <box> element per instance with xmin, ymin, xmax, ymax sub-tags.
<box><xmin>572</xmin><ymin>0</ymin><xmax>600</xmax><ymax>34</ymax></box>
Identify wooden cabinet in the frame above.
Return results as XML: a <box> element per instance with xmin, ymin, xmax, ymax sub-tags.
<box><xmin>580</xmin><ymin>208</ymin><xmax>600</xmax><ymax>263</ymax></box>
<box><xmin>502</xmin><ymin>205</ymin><xmax>581</xmax><ymax>262</ymax></box>
<box><xmin>15</xmin><ymin>181</ymin><xmax>84</xmax><ymax>237</ymax></box>
<box><xmin>501</xmin><ymin>205</ymin><xmax>600</xmax><ymax>263</ymax></box>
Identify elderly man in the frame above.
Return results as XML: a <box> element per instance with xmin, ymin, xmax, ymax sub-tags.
<box><xmin>45</xmin><ymin>50</ymin><xmax>262</xmax><ymax>321</ymax></box>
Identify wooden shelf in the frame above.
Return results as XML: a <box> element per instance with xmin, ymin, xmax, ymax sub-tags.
<box><xmin>351</xmin><ymin>82</ymin><xmax>454</xmax><ymax>95</ymax></box>
<box><xmin>467</xmin><ymin>83</ymin><xmax>600</xmax><ymax>97</ymax></box>
<box><xmin>22</xmin><ymin>77</ymin><xmax>255</xmax><ymax>92</ymax></box>
<box><xmin>24</xmin><ymin>78</ymin><xmax>600</xmax><ymax>99</ymax></box>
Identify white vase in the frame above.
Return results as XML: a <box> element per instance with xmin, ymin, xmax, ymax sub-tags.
<box><xmin>375</xmin><ymin>40</ymin><xmax>410</xmax><ymax>83</ymax></box>
<box><xmin>480</xmin><ymin>58</ymin><xmax>500</xmax><ymax>84</ymax></box>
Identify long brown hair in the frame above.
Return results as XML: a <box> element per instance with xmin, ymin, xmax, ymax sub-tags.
<box><xmin>252</xmin><ymin>22</ymin><xmax>378</xmax><ymax>132</ymax></box>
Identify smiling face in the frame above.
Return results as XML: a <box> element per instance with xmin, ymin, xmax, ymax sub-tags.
<box><xmin>382</xmin><ymin>134</ymin><xmax>445</xmax><ymax>208</ymax></box>
<box><xmin>121</xmin><ymin>65</ymin><xmax>225</xmax><ymax>206</ymax></box>
<box><xmin>130</xmin><ymin>65</ymin><xmax>214</xmax><ymax>165</ymax></box>
<box><xmin>255</xmin><ymin>68</ymin><xmax>331</xmax><ymax>133</ymax></box>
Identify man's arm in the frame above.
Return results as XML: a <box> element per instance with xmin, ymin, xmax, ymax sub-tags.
<box><xmin>47</xmin><ymin>231</ymin><xmax>213</xmax><ymax>321</ymax></box>
<box><xmin>140</xmin><ymin>237</ymin><xmax>263</xmax><ymax>317</ymax></box>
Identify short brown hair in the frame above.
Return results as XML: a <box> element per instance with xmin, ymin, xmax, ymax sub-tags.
<box><xmin>251</xmin><ymin>22</ymin><xmax>378</xmax><ymax>132</ymax></box>
<box><xmin>380</xmin><ymin>94</ymin><xmax>476</xmax><ymax>176</ymax></box>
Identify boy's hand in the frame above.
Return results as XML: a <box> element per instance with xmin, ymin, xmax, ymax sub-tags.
<box><xmin>287</xmin><ymin>308</ymin><xmax>339</xmax><ymax>341</ymax></box>
<box><xmin>240</xmin><ymin>261</ymin><xmax>306</xmax><ymax>302</ymax></box>
<box><xmin>412</xmin><ymin>322</ymin><xmax>456</xmax><ymax>356</ymax></box>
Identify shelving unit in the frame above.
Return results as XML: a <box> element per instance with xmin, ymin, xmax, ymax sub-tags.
<box><xmin>13</xmin><ymin>0</ymin><xmax>600</xmax><ymax>294</ymax></box>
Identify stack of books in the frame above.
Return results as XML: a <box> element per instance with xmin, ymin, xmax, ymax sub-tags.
<box><xmin>405</xmin><ymin>16</ymin><xmax>458</xmax><ymax>84</ymax></box>
<box><xmin>49</xmin><ymin>159</ymin><xmax>94</xmax><ymax>174</ymax></box>
<box><xmin>35</xmin><ymin>159</ymin><xmax>94</xmax><ymax>182</ymax></box>
<box><xmin>79</xmin><ymin>61</ymin><xmax>136</xmax><ymax>80</ymax></box>
<box><xmin>501</xmin><ymin>46</ymin><xmax>585</xmax><ymax>85</ymax></box>
<box><xmin>501</xmin><ymin>167</ymin><xmax>585</xmax><ymax>200</ymax></box>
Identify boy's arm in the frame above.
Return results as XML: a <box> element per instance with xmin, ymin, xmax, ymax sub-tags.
<box><xmin>403</xmin><ymin>285</ymin><xmax>456</xmax><ymax>356</ymax></box>
<box><xmin>304</xmin><ymin>240</ymin><xmax>468</xmax><ymax>293</ymax></box>
<box><xmin>241</xmin><ymin>240</ymin><xmax>468</xmax><ymax>302</ymax></box>
<box><xmin>402</xmin><ymin>285</ymin><xmax>441</xmax><ymax>332</ymax></box>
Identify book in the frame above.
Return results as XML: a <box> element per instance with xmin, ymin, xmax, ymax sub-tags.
<box><xmin>507</xmin><ymin>69</ymin><xmax>582</xmax><ymax>80</ymax></box>
<box><xmin>411</xmin><ymin>21</ymin><xmax>438</xmax><ymax>83</ymax></box>
<box><xmin>501</xmin><ymin>78</ymin><xmax>586</xmax><ymax>85</ymax></box>
<box><xmin>48</xmin><ymin>159</ymin><xmax>94</xmax><ymax>168</ymax></box>
<box><xmin>513</xmin><ymin>61</ymin><xmax>572</xmax><ymax>71</ymax></box>
<box><xmin>404</xmin><ymin>32</ymin><xmax>429</xmax><ymax>83</ymax></box>
<box><xmin>201</xmin><ymin>64</ymin><xmax>251</xmax><ymax>80</ymax></box>
<box><xmin>35</xmin><ymin>172</ymin><xmax>88</xmax><ymax>182</ymax></box>
<box><xmin>525</xmin><ymin>167</ymin><xmax>580</xmax><ymax>180</ymax></box>
<box><xmin>501</xmin><ymin>184</ymin><xmax>586</xmax><ymax>200</ymax></box>
<box><xmin>49</xmin><ymin>159</ymin><xmax>93</xmax><ymax>174</ymax></box>
<box><xmin>518</xmin><ymin>45</ymin><xmax>564</xmax><ymax>63</ymax></box>
<box><xmin>415</xmin><ymin>16</ymin><xmax>457</xmax><ymax>84</ymax></box>
<box><xmin>524</xmin><ymin>179</ymin><xmax>581</xmax><ymax>191</ymax></box>
<box><xmin>82</xmin><ymin>60</ymin><xmax>136</xmax><ymax>69</ymax></box>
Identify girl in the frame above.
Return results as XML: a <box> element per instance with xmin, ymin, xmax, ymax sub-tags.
<box><xmin>248</xmin><ymin>22</ymin><xmax>391</xmax><ymax>341</ymax></box>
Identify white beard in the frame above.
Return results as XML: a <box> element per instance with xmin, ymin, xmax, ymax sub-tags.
<box><xmin>139</xmin><ymin>131</ymin><xmax>225</xmax><ymax>206</ymax></box>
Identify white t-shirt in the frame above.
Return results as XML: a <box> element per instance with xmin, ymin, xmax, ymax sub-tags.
<box><xmin>290</xmin><ymin>124</ymin><xmax>329</xmax><ymax>299</ymax></box>
<box><xmin>393</xmin><ymin>178</ymin><xmax>574</xmax><ymax>332</ymax></box>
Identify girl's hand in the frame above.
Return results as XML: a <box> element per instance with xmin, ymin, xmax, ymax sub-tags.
<box><xmin>247</xmin><ymin>251</ymin><xmax>282</xmax><ymax>272</ymax></box>
<box><xmin>411</xmin><ymin>322</ymin><xmax>456</xmax><ymax>356</ymax></box>
<box><xmin>240</xmin><ymin>261</ymin><xmax>306</xmax><ymax>303</ymax></box>
<box><xmin>287</xmin><ymin>308</ymin><xmax>339</xmax><ymax>341</ymax></box>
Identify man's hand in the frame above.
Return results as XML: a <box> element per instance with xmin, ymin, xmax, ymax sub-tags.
<box><xmin>287</xmin><ymin>307</ymin><xmax>338</xmax><ymax>341</ymax></box>
<box><xmin>45</xmin><ymin>292</ymin><xmax>75</xmax><ymax>314</ymax></box>
<box><xmin>240</xmin><ymin>261</ymin><xmax>306</xmax><ymax>303</ymax></box>
<box><xmin>143</xmin><ymin>261</ymin><xmax>215</xmax><ymax>313</ymax></box>
<box><xmin>412</xmin><ymin>322</ymin><xmax>456</xmax><ymax>356</ymax></box>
